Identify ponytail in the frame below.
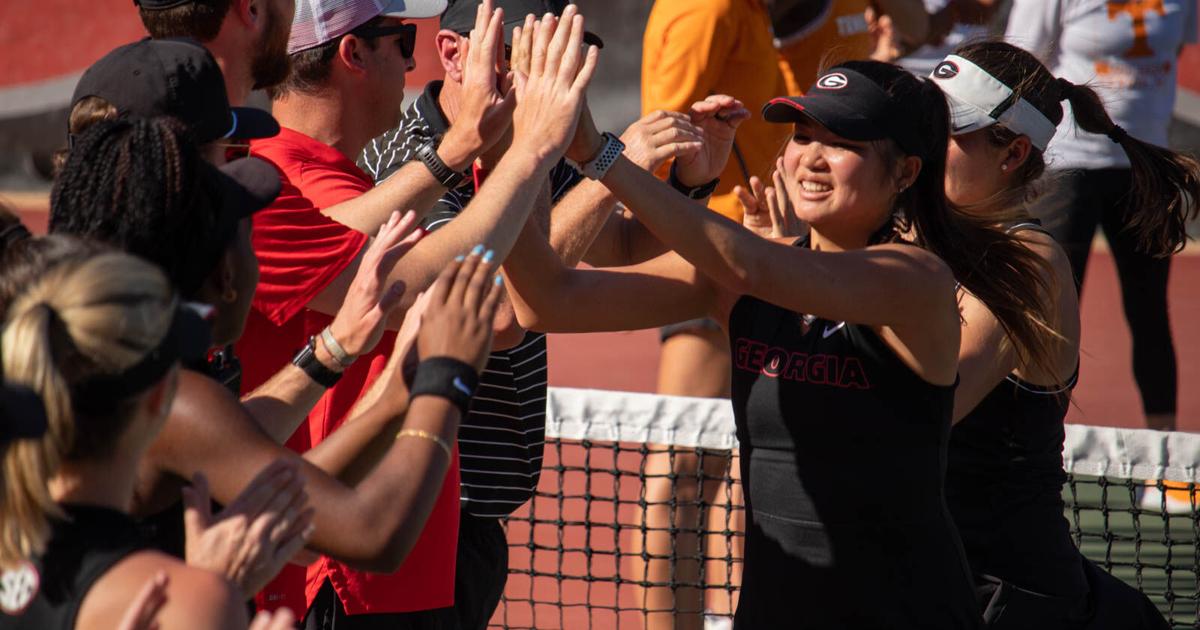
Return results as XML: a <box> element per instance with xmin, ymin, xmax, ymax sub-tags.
<box><xmin>0</xmin><ymin>251</ymin><xmax>174</xmax><ymax>568</ymax></box>
<box><xmin>844</xmin><ymin>60</ymin><xmax>1064</xmax><ymax>381</ymax></box>
<box><xmin>1056</xmin><ymin>78</ymin><xmax>1200</xmax><ymax>256</ymax></box>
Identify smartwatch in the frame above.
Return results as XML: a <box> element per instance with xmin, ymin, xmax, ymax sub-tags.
<box><xmin>417</xmin><ymin>140</ymin><xmax>467</xmax><ymax>189</ymax></box>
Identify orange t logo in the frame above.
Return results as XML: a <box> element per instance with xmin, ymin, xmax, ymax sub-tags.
<box><xmin>1107</xmin><ymin>0</ymin><xmax>1167</xmax><ymax>58</ymax></box>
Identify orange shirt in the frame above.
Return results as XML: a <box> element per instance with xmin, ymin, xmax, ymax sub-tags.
<box><xmin>642</xmin><ymin>0</ymin><xmax>790</xmax><ymax>221</ymax></box>
<box><xmin>776</xmin><ymin>0</ymin><xmax>874</xmax><ymax>95</ymax></box>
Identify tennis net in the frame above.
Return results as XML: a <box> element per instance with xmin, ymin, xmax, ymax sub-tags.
<box><xmin>490</xmin><ymin>387</ymin><xmax>1200</xmax><ymax>629</ymax></box>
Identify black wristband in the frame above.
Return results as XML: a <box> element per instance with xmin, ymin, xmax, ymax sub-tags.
<box><xmin>668</xmin><ymin>162</ymin><xmax>719</xmax><ymax>200</ymax></box>
<box><xmin>410</xmin><ymin>357</ymin><xmax>479</xmax><ymax>416</ymax></box>
<box><xmin>417</xmin><ymin>141</ymin><xmax>467</xmax><ymax>188</ymax></box>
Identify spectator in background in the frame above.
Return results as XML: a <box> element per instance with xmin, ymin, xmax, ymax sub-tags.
<box><xmin>1007</xmin><ymin>0</ymin><xmax>1198</xmax><ymax>433</ymax></box>
<box><xmin>639</xmin><ymin>2</ymin><xmax>787</xmax><ymax>626</ymax></box>
<box><xmin>135</xmin><ymin>0</ymin><xmax>294</xmax><ymax>105</ymax></box>
<box><xmin>897</xmin><ymin>0</ymin><xmax>998</xmax><ymax>73</ymax></box>
<box><xmin>773</xmin><ymin>0</ymin><xmax>930</xmax><ymax>94</ymax></box>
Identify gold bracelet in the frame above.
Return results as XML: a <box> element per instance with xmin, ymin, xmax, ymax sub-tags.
<box><xmin>396</xmin><ymin>429</ymin><xmax>452</xmax><ymax>460</ymax></box>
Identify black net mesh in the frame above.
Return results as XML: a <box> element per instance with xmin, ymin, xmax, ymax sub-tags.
<box><xmin>487</xmin><ymin>390</ymin><xmax>1200</xmax><ymax>629</ymax></box>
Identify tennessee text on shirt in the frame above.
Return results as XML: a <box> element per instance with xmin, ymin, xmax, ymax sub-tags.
<box><xmin>734</xmin><ymin>337</ymin><xmax>871</xmax><ymax>389</ymax></box>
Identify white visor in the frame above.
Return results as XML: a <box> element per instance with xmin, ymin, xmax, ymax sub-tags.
<box><xmin>929</xmin><ymin>54</ymin><xmax>1058</xmax><ymax>152</ymax></box>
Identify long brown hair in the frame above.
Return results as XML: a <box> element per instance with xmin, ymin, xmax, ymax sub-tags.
<box><xmin>956</xmin><ymin>40</ymin><xmax>1200</xmax><ymax>256</ymax></box>
<box><xmin>840</xmin><ymin>60</ymin><xmax>1061</xmax><ymax>379</ymax></box>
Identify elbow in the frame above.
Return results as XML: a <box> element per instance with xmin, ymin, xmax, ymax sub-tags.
<box><xmin>491</xmin><ymin>304</ymin><xmax>526</xmax><ymax>350</ymax></box>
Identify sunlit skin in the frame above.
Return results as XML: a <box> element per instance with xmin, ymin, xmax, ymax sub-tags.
<box><xmin>779</xmin><ymin>116</ymin><xmax>919</xmax><ymax>251</ymax></box>
<box><xmin>944</xmin><ymin>127</ymin><xmax>1031</xmax><ymax>208</ymax></box>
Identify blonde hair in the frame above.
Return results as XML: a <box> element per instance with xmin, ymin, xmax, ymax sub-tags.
<box><xmin>0</xmin><ymin>252</ymin><xmax>174</xmax><ymax>568</ymax></box>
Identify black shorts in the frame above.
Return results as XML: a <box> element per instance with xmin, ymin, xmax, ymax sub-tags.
<box><xmin>303</xmin><ymin>580</ymin><xmax>457</xmax><ymax>630</ymax></box>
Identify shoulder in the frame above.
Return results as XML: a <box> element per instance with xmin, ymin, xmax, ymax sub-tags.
<box><xmin>1014</xmin><ymin>228</ymin><xmax>1074</xmax><ymax>287</ymax></box>
<box><xmin>150</xmin><ymin>369</ymin><xmax>258</xmax><ymax>459</ymax></box>
<box><xmin>647</xmin><ymin>0</ymin><xmax>733</xmax><ymax>28</ymax></box>
<box><xmin>76</xmin><ymin>551</ymin><xmax>245</xmax><ymax>630</ymax></box>
<box><xmin>867</xmin><ymin>242</ymin><xmax>957</xmax><ymax>284</ymax></box>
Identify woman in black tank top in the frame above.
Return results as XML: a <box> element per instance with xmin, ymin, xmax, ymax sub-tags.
<box><xmin>503</xmin><ymin>61</ymin><xmax>1059</xmax><ymax>628</ymax></box>
<box><xmin>0</xmin><ymin>251</ymin><xmax>250</xmax><ymax>629</ymax></box>
<box><xmin>927</xmin><ymin>42</ymin><xmax>1190</xmax><ymax>629</ymax></box>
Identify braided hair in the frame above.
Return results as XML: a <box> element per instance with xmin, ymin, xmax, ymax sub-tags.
<box><xmin>49</xmin><ymin>117</ymin><xmax>225</xmax><ymax>297</ymax></box>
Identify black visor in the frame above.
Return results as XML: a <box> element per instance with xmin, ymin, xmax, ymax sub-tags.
<box><xmin>763</xmin><ymin>67</ymin><xmax>929</xmax><ymax>159</ymax></box>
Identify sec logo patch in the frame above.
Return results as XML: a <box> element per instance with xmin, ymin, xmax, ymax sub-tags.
<box><xmin>0</xmin><ymin>561</ymin><xmax>40</xmax><ymax>616</ymax></box>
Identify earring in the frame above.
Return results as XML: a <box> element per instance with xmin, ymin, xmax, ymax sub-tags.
<box><xmin>1001</xmin><ymin>164</ymin><xmax>1009</xmax><ymax>172</ymax></box>
<box><xmin>222</xmin><ymin>286</ymin><xmax>238</xmax><ymax>303</ymax></box>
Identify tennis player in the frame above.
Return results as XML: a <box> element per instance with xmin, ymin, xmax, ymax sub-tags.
<box><xmin>500</xmin><ymin>60</ymin><xmax>1070</xmax><ymax>627</ymax></box>
<box><xmin>931</xmin><ymin>41</ymin><xmax>1196</xmax><ymax>628</ymax></box>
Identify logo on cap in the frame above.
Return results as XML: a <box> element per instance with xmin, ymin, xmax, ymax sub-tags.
<box><xmin>816</xmin><ymin>72</ymin><xmax>848</xmax><ymax>90</ymax></box>
<box><xmin>933</xmin><ymin>60</ymin><xmax>960</xmax><ymax>79</ymax></box>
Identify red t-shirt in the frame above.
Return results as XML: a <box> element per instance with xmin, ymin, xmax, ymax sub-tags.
<box><xmin>240</xmin><ymin>127</ymin><xmax>460</xmax><ymax>616</ymax></box>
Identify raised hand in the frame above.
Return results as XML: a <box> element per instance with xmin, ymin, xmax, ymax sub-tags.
<box><xmin>324</xmin><ymin>210</ymin><xmax>423</xmax><ymax>364</ymax></box>
<box><xmin>417</xmin><ymin>247</ymin><xmax>504</xmax><ymax>371</ymax></box>
<box><xmin>115</xmin><ymin>572</ymin><xmax>168</xmax><ymax>630</ymax></box>
<box><xmin>182</xmin><ymin>462</ymin><xmax>314</xmax><ymax>599</ymax></box>
<box><xmin>620</xmin><ymin>110</ymin><xmax>705</xmax><ymax>172</ymax></box>
<box><xmin>674</xmin><ymin>95</ymin><xmax>751</xmax><ymax>187</ymax></box>
<box><xmin>509</xmin><ymin>6</ymin><xmax>600</xmax><ymax>169</ymax></box>
<box><xmin>736</xmin><ymin>161</ymin><xmax>803</xmax><ymax>239</ymax></box>
<box><xmin>441</xmin><ymin>0</ymin><xmax>518</xmax><ymax>168</ymax></box>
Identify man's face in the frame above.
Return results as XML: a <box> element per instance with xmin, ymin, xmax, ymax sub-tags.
<box><xmin>250</xmin><ymin>0</ymin><xmax>294</xmax><ymax>90</ymax></box>
<box><xmin>361</xmin><ymin>17</ymin><xmax>417</xmax><ymax>128</ymax></box>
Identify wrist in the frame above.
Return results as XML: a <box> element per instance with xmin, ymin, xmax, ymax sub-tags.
<box><xmin>409</xmin><ymin>356</ymin><xmax>479</xmax><ymax>416</ymax></box>
<box><xmin>669</xmin><ymin>162</ymin><xmax>719</xmax><ymax>199</ymax></box>
<box><xmin>567</xmin><ymin>130</ymin><xmax>606</xmax><ymax>164</ymax></box>
<box><xmin>438</xmin><ymin>129</ymin><xmax>480</xmax><ymax>172</ymax></box>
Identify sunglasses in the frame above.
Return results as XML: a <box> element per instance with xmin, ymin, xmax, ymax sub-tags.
<box><xmin>352</xmin><ymin>23</ymin><xmax>418</xmax><ymax>59</ymax></box>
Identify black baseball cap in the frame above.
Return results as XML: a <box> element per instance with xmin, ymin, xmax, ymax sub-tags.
<box><xmin>0</xmin><ymin>383</ymin><xmax>49</xmax><ymax>444</ymax></box>
<box><xmin>440</xmin><ymin>0</ymin><xmax>604</xmax><ymax>48</ymax></box>
<box><xmin>763</xmin><ymin>66</ymin><xmax>930</xmax><ymax>160</ymax></box>
<box><xmin>133</xmin><ymin>0</ymin><xmax>202</xmax><ymax>8</ymax></box>
<box><xmin>71</xmin><ymin>38</ymin><xmax>279</xmax><ymax>144</ymax></box>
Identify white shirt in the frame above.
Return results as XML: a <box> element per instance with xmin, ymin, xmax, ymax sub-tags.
<box><xmin>1006</xmin><ymin>0</ymin><xmax>1198</xmax><ymax>170</ymax></box>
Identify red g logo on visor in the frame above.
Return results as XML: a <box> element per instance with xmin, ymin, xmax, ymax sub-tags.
<box><xmin>816</xmin><ymin>72</ymin><xmax>848</xmax><ymax>90</ymax></box>
<box><xmin>933</xmin><ymin>60</ymin><xmax>960</xmax><ymax>79</ymax></box>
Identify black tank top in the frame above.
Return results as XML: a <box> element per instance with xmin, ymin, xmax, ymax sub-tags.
<box><xmin>0</xmin><ymin>505</ymin><xmax>147</xmax><ymax>629</ymax></box>
<box><xmin>946</xmin><ymin>370</ymin><xmax>1087</xmax><ymax>600</ymax></box>
<box><xmin>728</xmin><ymin>293</ymin><xmax>980</xmax><ymax>629</ymax></box>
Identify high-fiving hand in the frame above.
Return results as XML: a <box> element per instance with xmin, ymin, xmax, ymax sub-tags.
<box><xmin>509</xmin><ymin>6</ymin><xmax>599</xmax><ymax>169</ymax></box>
<box><xmin>673</xmin><ymin>95</ymin><xmax>751</xmax><ymax>187</ymax></box>
<box><xmin>441</xmin><ymin>0</ymin><xmax>519</xmax><ymax>168</ymax></box>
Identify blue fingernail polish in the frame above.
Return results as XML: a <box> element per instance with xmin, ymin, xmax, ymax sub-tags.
<box><xmin>495</xmin><ymin>275</ymin><xmax>504</xmax><ymax>286</ymax></box>
<box><xmin>455</xmin><ymin>255</ymin><xmax>465</xmax><ymax>262</ymax></box>
<box><xmin>471</xmin><ymin>245</ymin><xmax>484</xmax><ymax>256</ymax></box>
<box><xmin>482</xmin><ymin>249</ymin><xmax>495</xmax><ymax>263</ymax></box>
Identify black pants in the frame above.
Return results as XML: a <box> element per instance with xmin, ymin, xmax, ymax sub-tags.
<box><xmin>303</xmin><ymin>580</ymin><xmax>457</xmax><ymax>630</ymax></box>
<box><xmin>1030</xmin><ymin>168</ymin><xmax>1176</xmax><ymax>416</ymax></box>
<box><xmin>454</xmin><ymin>512</ymin><xmax>509</xmax><ymax>630</ymax></box>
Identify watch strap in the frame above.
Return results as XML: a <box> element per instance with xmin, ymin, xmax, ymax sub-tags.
<box><xmin>417</xmin><ymin>141</ymin><xmax>467</xmax><ymax>188</ymax></box>
<box><xmin>668</xmin><ymin>162</ymin><xmax>719</xmax><ymax>200</ymax></box>
<box><xmin>580</xmin><ymin>132</ymin><xmax>625</xmax><ymax>181</ymax></box>
<box><xmin>292</xmin><ymin>337</ymin><xmax>342</xmax><ymax>388</ymax></box>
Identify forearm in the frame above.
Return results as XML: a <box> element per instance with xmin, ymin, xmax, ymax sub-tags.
<box><xmin>303</xmin><ymin>400</ymin><xmax>406</xmax><ymax>479</ymax></box>
<box><xmin>600</xmin><ymin>155</ymin><xmax>761</xmax><ymax>294</ymax></box>
<box><xmin>546</xmin><ymin>179</ymin><xmax>619</xmax><ymax>266</ymax></box>
<box><xmin>322</xmin><ymin>160</ymin><xmax>456</xmax><ymax>234</ymax></box>
<box><xmin>239</xmin><ymin>340</ymin><xmax>345</xmax><ymax>443</ymax></box>
<box><xmin>381</xmin><ymin>152</ymin><xmax>550</xmax><ymax>329</ymax></box>
<box><xmin>582</xmin><ymin>209</ymin><xmax>671</xmax><ymax>268</ymax></box>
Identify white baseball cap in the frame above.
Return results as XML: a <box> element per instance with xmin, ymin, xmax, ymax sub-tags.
<box><xmin>289</xmin><ymin>0</ymin><xmax>448</xmax><ymax>54</ymax></box>
<box><xmin>929</xmin><ymin>54</ymin><xmax>1058</xmax><ymax>152</ymax></box>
